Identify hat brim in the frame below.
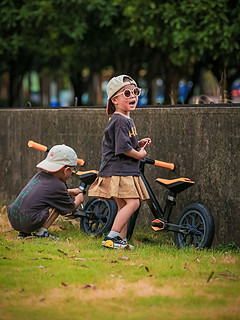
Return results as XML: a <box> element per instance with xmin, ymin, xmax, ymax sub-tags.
<box><xmin>36</xmin><ymin>159</ymin><xmax>65</xmax><ymax>172</ymax></box>
<box><xmin>106</xmin><ymin>99</ymin><xmax>115</xmax><ymax>115</ymax></box>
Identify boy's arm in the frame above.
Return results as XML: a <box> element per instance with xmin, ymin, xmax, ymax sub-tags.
<box><xmin>68</xmin><ymin>188</ymin><xmax>83</xmax><ymax>209</ymax></box>
<box><xmin>74</xmin><ymin>192</ymin><xmax>84</xmax><ymax>209</ymax></box>
<box><xmin>68</xmin><ymin>188</ymin><xmax>82</xmax><ymax>196</ymax></box>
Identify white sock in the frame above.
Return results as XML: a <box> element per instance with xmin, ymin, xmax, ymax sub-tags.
<box><xmin>35</xmin><ymin>227</ymin><xmax>47</xmax><ymax>235</ymax></box>
<box><xmin>108</xmin><ymin>231</ymin><xmax>120</xmax><ymax>238</ymax></box>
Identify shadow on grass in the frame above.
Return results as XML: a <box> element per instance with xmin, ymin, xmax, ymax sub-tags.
<box><xmin>131</xmin><ymin>225</ymin><xmax>175</xmax><ymax>247</ymax></box>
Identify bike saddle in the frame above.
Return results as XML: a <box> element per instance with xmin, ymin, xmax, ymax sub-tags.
<box><xmin>155</xmin><ymin>177</ymin><xmax>195</xmax><ymax>194</ymax></box>
<box><xmin>74</xmin><ymin>170</ymin><xmax>98</xmax><ymax>185</ymax></box>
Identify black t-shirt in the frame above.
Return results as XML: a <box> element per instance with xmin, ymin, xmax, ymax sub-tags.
<box><xmin>7</xmin><ymin>171</ymin><xmax>75</xmax><ymax>232</ymax></box>
<box><xmin>98</xmin><ymin>113</ymin><xmax>140</xmax><ymax>177</ymax></box>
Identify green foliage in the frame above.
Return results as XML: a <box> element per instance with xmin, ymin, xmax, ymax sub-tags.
<box><xmin>115</xmin><ymin>0</ymin><xmax>240</xmax><ymax>67</ymax></box>
<box><xmin>0</xmin><ymin>0</ymin><xmax>240</xmax><ymax>105</ymax></box>
<box><xmin>1</xmin><ymin>0</ymin><xmax>239</xmax><ymax>69</ymax></box>
<box><xmin>216</xmin><ymin>241</ymin><xmax>240</xmax><ymax>252</ymax></box>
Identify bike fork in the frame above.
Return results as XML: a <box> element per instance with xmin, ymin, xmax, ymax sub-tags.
<box><xmin>140</xmin><ymin>172</ymin><xmax>164</xmax><ymax>219</ymax></box>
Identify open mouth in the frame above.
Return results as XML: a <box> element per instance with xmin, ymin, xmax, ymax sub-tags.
<box><xmin>129</xmin><ymin>101</ymin><xmax>135</xmax><ymax>105</ymax></box>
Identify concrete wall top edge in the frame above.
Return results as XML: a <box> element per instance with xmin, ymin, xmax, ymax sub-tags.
<box><xmin>1</xmin><ymin>105</ymin><xmax>240</xmax><ymax>114</ymax></box>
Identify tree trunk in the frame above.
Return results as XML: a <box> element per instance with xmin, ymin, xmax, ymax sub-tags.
<box><xmin>186</xmin><ymin>63</ymin><xmax>202</xmax><ymax>103</ymax></box>
<box><xmin>163</xmin><ymin>66</ymin><xmax>180</xmax><ymax>105</ymax></box>
<box><xmin>71</xmin><ymin>71</ymin><xmax>85</xmax><ymax>106</ymax></box>
<box><xmin>9</xmin><ymin>69</ymin><xmax>24</xmax><ymax>108</ymax></box>
<box><xmin>211</xmin><ymin>60</ymin><xmax>230</xmax><ymax>102</ymax></box>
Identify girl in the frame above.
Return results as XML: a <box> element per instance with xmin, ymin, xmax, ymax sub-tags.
<box><xmin>88</xmin><ymin>75</ymin><xmax>151</xmax><ymax>249</ymax></box>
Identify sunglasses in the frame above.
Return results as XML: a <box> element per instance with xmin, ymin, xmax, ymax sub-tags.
<box><xmin>114</xmin><ymin>87</ymin><xmax>141</xmax><ymax>99</ymax></box>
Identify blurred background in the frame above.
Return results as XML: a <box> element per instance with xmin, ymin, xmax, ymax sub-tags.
<box><xmin>0</xmin><ymin>0</ymin><xmax>240</xmax><ymax>108</ymax></box>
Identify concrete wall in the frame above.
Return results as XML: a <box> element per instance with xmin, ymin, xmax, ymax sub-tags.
<box><xmin>0</xmin><ymin>106</ymin><xmax>239</xmax><ymax>246</ymax></box>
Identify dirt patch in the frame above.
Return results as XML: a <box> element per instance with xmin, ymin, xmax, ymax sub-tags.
<box><xmin>130</xmin><ymin>278</ymin><xmax>176</xmax><ymax>297</ymax></box>
<box><xmin>23</xmin><ymin>278</ymin><xmax>177</xmax><ymax>307</ymax></box>
<box><xmin>0</xmin><ymin>206</ymin><xmax>14</xmax><ymax>234</ymax></box>
<box><xmin>221</xmin><ymin>255</ymin><xmax>238</xmax><ymax>264</ymax></box>
<box><xmin>7</xmin><ymin>280</ymin><xmax>240</xmax><ymax>319</ymax></box>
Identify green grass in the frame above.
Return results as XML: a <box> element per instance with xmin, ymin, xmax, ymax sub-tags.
<box><xmin>0</xmin><ymin>210</ymin><xmax>239</xmax><ymax>320</ymax></box>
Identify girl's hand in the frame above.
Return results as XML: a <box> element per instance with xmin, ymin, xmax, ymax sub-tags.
<box><xmin>139</xmin><ymin>138</ymin><xmax>151</xmax><ymax>148</ymax></box>
<box><xmin>139</xmin><ymin>147</ymin><xmax>147</xmax><ymax>159</ymax></box>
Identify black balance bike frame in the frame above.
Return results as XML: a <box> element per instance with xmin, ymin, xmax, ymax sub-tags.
<box><xmin>127</xmin><ymin>157</ymin><xmax>215</xmax><ymax>248</ymax></box>
<box><xmin>136</xmin><ymin>158</ymin><xmax>193</xmax><ymax>236</ymax></box>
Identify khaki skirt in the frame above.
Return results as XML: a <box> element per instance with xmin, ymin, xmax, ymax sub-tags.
<box><xmin>88</xmin><ymin>176</ymin><xmax>149</xmax><ymax>201</ymax></box>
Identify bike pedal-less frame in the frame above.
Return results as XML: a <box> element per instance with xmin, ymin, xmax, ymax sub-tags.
<box><xmin>127</xmin><ymin>158</ymin><xmax>215</xmax><ymax>248</ymax></box>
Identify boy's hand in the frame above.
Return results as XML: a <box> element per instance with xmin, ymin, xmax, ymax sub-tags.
<box><xmin>68</xmin><ymin>188</ymin><xmax>83</xmax><ymax>196</ymax></box>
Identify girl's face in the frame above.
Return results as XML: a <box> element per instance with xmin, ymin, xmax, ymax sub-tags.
<box><xmin>111</xmin><ymin>84</ymin><xmax>139</xmax><ymax>116</ymax></box>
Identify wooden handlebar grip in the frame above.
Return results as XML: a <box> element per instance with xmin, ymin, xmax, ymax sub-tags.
<box><xmin>154</xmin><ymin>160</ymin><xmax>175</xmax><ymax>171</ymax></box>
<box><xmin>28</xmin><ymin>140</ymin><xmax>48</xmax><ymax>152</ymax></box>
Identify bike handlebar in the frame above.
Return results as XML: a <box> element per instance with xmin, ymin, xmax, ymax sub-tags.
<box><xmin>28</xmin><ymin>140</ymin><xmax>48</xmax><ymax>152</ymax></box>
<box><xmin>27</xmin><ymin>141</ymin><xmax>173</xmax><ymax>170</ymax></box>
<box><xmin>154</xmin><ymin>160</ymin><xmax>174</xmax><ymax>171</ymax></box>
<box><xmin>143</xmin><ymin>158</ymin><xmax>175</xmax><ymax>171</ymax></box>
<box><xmin>27</xmin><ymin>140</ymin><xmax>85</xmax><ymax>167</ymax></box>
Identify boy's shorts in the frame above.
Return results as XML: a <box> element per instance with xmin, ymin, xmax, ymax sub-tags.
<box><xmin>7</xmin><ymin>207</ymin><xmax>54</xmax><ymax>233</ymax></box>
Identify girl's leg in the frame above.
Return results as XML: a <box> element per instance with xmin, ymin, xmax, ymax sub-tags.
<box><xmin>113</xmin><ymin>198</ymin><xmax>127</xmax><ymax>239</ymax></box>
<box><xmin>120</xmin><ymin>223</ymin><xmax>128</xmax><ymax>240</ymax></box>
<box><xmin>111</xmin><ymin>198</ymin><xmax>140</xmax><ymax>238</ymax></box>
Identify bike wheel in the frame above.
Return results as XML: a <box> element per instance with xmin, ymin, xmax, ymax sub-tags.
<box><xmin>80</xmin><ymin>198</ymin><xmax>117</xmax><ymax>236</ymax></box>
<box><xmin>174</xmin><ymin>203</ymin><xmax>214</xmax><ymax>249</ymax></box>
